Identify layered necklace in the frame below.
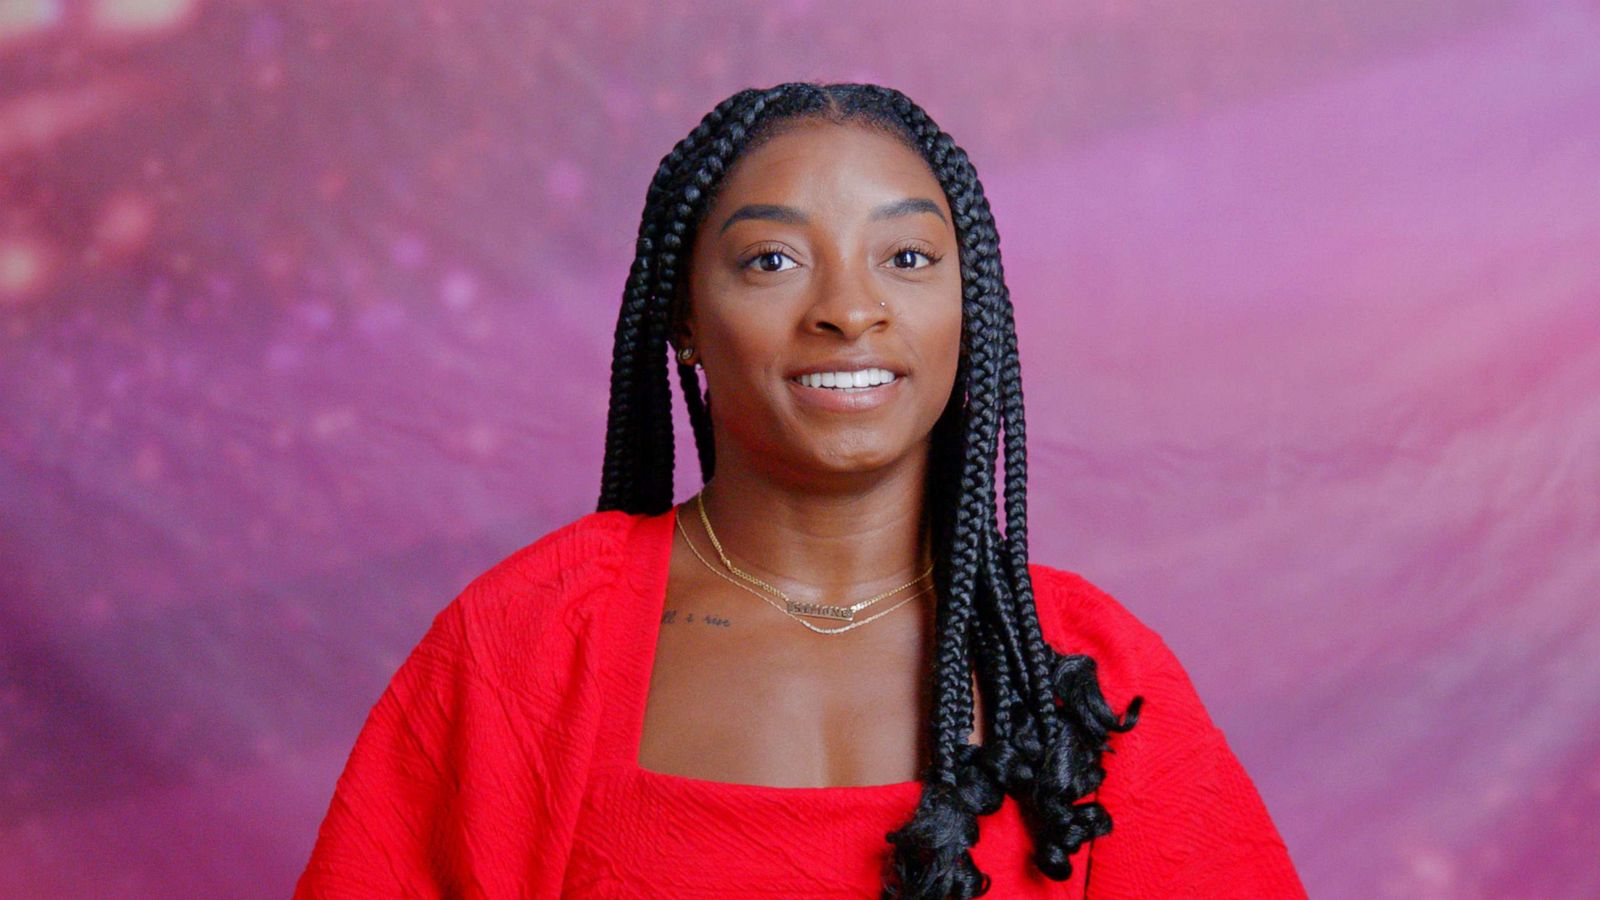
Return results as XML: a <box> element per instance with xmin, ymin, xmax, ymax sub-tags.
<box><xmin>677</xmin><ymin>492</ymin><xmax>935</xmax><ymax>636</ymax></box>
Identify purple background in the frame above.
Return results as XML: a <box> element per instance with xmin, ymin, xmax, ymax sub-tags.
<box><xmin>3</xmin><ymin>1</ymin><xmax>1598</xmax><ymax>897</ymax></box>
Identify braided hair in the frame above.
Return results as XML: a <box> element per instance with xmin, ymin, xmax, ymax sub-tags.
<box><xmin>597</xmin><ymin>82</ymin><xmax>1142</xmax><ymax>900</ymax></box>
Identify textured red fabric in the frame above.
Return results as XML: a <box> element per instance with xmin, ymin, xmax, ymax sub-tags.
<box><xmin>295</xmin><ymin>506</ymin><xmax>1306</xmax><ymax>898</ymax></box>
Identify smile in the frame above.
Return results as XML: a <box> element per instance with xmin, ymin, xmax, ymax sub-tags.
<box><xmin>791</xmin><ymin>368</ymin><xmax>899</xmax><ymax>390</ymax></box>
<box><xmin>786</xmin><ymin>368</ymin><xmax>904</xmax><ymax>413</ymax></box>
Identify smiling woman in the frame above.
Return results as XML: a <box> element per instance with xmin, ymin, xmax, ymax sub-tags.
<box><xmin>294</xmin><ymin>83</ymin><xmax>1307</xmax><ymax>899</ymax></box>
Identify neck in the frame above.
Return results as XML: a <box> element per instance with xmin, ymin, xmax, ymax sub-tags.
<box><xmin>692</xmin><ymin>444</ymin><xmax>934</xmax><ymax>600</ymax></box>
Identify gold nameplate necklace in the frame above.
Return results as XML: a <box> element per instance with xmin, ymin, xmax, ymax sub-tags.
<box><xmin>689</xmin><ymin>492</ymin><xmax>934</xmax><ymax>632</ymax></box>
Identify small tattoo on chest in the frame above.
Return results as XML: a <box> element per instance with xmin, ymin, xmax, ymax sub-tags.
<box><xmin>661</xmin><ymin>608</ymin><xmax>732</xmax><ymax>628</ymax></box>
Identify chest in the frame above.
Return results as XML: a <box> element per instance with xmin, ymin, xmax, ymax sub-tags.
<box><xmin>636</xmin><ymin>592</ymin><xmax>940</xmax><ymax>787</ymax></box>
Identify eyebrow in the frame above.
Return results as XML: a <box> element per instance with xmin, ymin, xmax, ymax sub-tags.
<box><xmin>717</xmin><ymin>197</ymin><xmax>947</xmax><ymax>234</ymax></box>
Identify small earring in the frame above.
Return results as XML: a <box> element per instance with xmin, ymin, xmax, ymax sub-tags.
<box><xmin>676</xmin><ymin>345</ymin><xmax>696</xmax><ymax>365</ymax></box>
<box><xmin>879</xmin><ymin>301</ymin><xmax>887</xmax><ymax>308</ymax></box>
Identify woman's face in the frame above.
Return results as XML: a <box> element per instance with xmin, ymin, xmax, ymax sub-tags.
<box><xmin>680</xmin><ymin>119</ymin><xmax>964</xmax><ymax>481</ymax></box>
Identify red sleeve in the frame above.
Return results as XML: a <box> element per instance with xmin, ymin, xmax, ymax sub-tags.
<box><xmin>295</xmin><ymin>528</ymin><xmax>612</xmax><ymax>899</ymax></box>
<box><xmin>1031</xmin><ymin>566</ymin><xmax>1307</xmax><ymax>899</ymax></box>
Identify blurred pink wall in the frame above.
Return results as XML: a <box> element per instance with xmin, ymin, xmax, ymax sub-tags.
<box><xmin>3</xmin><ymin>1</ymin><xmax>1597</xmax><ymax>897</ymax></box>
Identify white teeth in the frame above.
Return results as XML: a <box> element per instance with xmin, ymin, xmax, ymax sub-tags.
<box><xmin>795</xmin><ymin>368</ymin><xmax>898</xmax><ymax>389</ymax></box>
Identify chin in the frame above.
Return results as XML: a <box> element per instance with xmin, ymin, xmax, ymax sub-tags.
<box><xmin>802</xmin><ymin>439</ymin><xmax>912</xmax><ymax>475</ymax></box>
<box><xmin>738</xmin><ymin>413</ymin><xmax>927</xmax><ymax>479</ymax></box>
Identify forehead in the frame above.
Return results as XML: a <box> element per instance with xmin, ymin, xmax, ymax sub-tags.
<box><xmin>706</xmin><ymin>119</ymin><xmax>947</xmax><ymax>219</ymax></box>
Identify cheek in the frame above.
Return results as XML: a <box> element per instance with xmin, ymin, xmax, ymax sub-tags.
<box><xmin>927</xmin><ymin>303</ymin><xmax>965</xmax><ymax>382</ymax></box>
<box><xmin>699</xmin><ymin>312</ymin><xmax>787</xmax><ymax>398</ymax></box>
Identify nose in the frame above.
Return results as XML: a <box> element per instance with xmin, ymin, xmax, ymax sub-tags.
<box><xmin>801</xmin><ymin>255</ymin><xmax>890</xmax><ymax>340</ymax></box>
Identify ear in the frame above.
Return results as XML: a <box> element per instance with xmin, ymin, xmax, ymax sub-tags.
<box><xmin>668</xmin><ymin>279</ymin><xmax>696</xmax><ymax>354</ymax></box>
<box><xmin>670</xmin><ymin>318</ymin><xmax>696</xmax><ymax>354</ymax></box>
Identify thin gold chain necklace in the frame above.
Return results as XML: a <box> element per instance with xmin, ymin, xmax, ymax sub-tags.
<box><xmin>695</xmin><ymin>492</ymin><xmax>934</xmax><ymax>622</ymax></box>
<box><xmin>675</xmin><ymin>511</ymin><xmax>932</xmax><ymax>635</ymax></box>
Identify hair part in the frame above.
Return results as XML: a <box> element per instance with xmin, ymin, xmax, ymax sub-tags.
<box><xmin>598</xmin><ymin>81</ymin><xmax>1141</xmax><ymax>900</ymax></box>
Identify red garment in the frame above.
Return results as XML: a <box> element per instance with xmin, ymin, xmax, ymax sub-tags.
<box><xmin>296</xmin><ymin>506</ymin><xmax>1305</xmax><ymax>898</ymax></box>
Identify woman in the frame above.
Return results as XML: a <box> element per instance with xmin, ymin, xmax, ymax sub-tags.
<box><xmin>296</xmin><ymin>82</ymin><xmax>1305</xmax><ymax>898</ymax></box>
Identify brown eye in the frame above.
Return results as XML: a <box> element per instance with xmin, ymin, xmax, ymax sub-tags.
<box><xmin>891</xmin><ymin>248</ymin><xmax>936</xmax><ymax>269</ymax></box>
<box><xmin>743</xmin><ymin>249</ymin><xmax>799</xmax><ymax>273</ymax></box>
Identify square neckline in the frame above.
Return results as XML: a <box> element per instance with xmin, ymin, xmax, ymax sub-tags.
<box><xmin>617</xmin><ymin>501</ymin><xmax>926</xmax><ymax>800</ymax></box>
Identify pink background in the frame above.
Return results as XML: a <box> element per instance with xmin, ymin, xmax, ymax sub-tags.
<box><xmin>3</xmin><ymin>1</ymin><xmax>1598</xmax><ymax>897</ymax></box>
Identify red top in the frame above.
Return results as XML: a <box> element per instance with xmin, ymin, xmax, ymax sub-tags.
<box><xmin>295</xmin><ymin>506</ymin><xmax>1305</xmax><ymax>898</ymax></box>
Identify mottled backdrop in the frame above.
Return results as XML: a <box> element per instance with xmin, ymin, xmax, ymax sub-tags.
<box><xmin>2</xmin><ymin>0</ymin><xmax>1597</xmax><ymax>897</ymax></box>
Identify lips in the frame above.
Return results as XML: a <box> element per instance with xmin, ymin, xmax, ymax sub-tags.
<box><xmin>785</xmin><ymin>355</ymin><xmax>906</xmax><ymax>379</ymax></box>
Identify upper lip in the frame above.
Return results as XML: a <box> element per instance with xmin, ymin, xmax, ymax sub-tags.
<box><xmin>785</xmin><ymin>356</ymin><xmax>907</xmax><ymax>379</ymax></box>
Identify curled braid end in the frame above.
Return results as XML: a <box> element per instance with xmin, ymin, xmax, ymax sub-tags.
<box><xmin>883</xmin><ymin>776</ymin><xmax>992</xmax><ymax>899</ymax></box>
<box><xmin>1051</xmin><ymin>655</ymin><xmax>1142</xmax><ymax>739</ymax></box>
<box><xmin>1016</xmin><ymin>655</ymin><xmax>1143</xmax><ymax>881</ymax></box>
<box><xmin>974</xmin><ymin>715</ymin><xmax>1046</xmax><ymax>797</ymax></box>
<box><xmin>954</xmin><ymin>744</ymin><xmax>1006</xmax><ymax>817</ymax></box>
<box><xmin>1031</xmin><ymin>798</ymin><xmax>1112</xmax><ymax>881</ymax></box>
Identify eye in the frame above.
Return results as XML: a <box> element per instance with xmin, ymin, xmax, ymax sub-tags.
<box><xmin>741</xmin><ymin>246</ymin><xmax>800</xmax><ymax>273</ymax></box>
<box><xmin>889</xmin><ymin>244</ymin><xmax>941</xmax><ymax>270</ymax></box>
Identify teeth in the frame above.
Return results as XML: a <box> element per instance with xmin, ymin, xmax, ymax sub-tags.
<box><xmin>796</xmin><ymin>368</ymin><xmax>898</xmax><ymax>389</ymax></box>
